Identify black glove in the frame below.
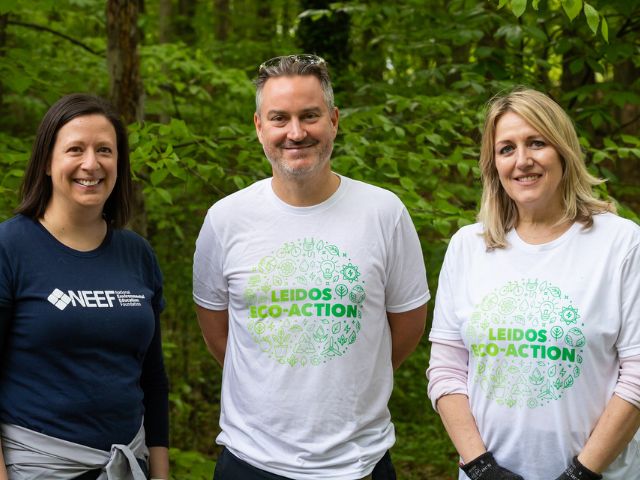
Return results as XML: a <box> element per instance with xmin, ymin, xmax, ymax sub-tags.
<box><xmin>554</xmin><ymin>456</ymin><xmax>603</xmax><ymax>480</ymax></box>
<box><xmin>460</xmin><ymin>452</ymin><xmax>524</xmax><ymax>480</ymax></box>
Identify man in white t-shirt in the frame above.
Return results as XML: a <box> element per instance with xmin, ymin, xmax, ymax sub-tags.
<box><xmin>193</xmin><ymin>54</ymin><xmax>429</xmax><ymax>480</ymax></box>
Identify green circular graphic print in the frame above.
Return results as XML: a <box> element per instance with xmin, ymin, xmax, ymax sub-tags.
<box><xmin>466</xmin><ymin>279</ymin><xmax>585</xmax><ymax>409</ymax></box>
<box><xmin>244</xmin><ymin>237</ymin><xmax>366</xmax><ymax>367</ymax></box>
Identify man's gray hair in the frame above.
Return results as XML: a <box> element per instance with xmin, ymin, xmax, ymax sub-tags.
<box><xmin>254</xmin><ymin>55</ymin><xmax>335</xmax><ymax>114</ymax></box>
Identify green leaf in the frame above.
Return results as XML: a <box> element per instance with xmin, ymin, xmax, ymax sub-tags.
<box><xmin>457</xmin><ymin>162</ymin><xmax>470</xmax><ymax>176</ymax></box>
<box><xmin>170</xmin><ymin>118</ymin><xmax>190</xmax><ymax>138</ymax></box>
<box><xmin>621</xmin><ymin>135</ymin><xmax>640</xmax><ymax>146</ymax></box>
<box><xmin>166</xmin><ymin>154</ymin><xmax>188</xmax><ymax>180</ymax></box>
<box><xmin>298</xmin><ymin>8</ymin><xmax>331</xmax><ymax>20</ymax></box>
<box><xmin>592</xmin><ymin>151</ymin><xmax>607</xmax><ymax>164</ymax></box>
<box><xmin>232</xmin><ymin>176</ymin><xmax>245</xmax><ymax>190</ymax></box>
<box><xmin>474</xmin><ymin>46</ymin><xmax>493</xmax><ymax>58</ymax></box>
<box><xmin>400</xmin><ymin>177</ymin><xmax>415</xmax><ymax>190</ymax></box>
<box><xmin>68</xmin><ymin>0</ymin><xmax>96</xmax><ymax>6</ymax></box>
<box><xmin>583</xmin><ymin>3</ymin><xmax>599</xmax><ymax>34</ymax></box>
<box><xmin>426</xmin><ymin>133</ymin><xmax>443</xmax><ymax>146</ymax></box>
<box><xmin>3</xmin><ymin>72</ymin><xmax>32</xmax><ymax>94</ymax></box>
<box><xmin>433</xmin><ymin>218</ymin><xmax>451</xmax><ymax>236</ymax></box>
<box><xmin>569</xmin><ymin>59</ymin><xmax>584</xmax><ymax>74</ymax></box>
<box><xmin>150</xmin><ymin>169</ymin><xmax>169</xmax><ymax>186</ymax></box>
<box><xmin>498</xmin><ymin>0</ymin><xmax>509</xmax><ymax>8</ymax></box>
<box><xmin>0</xmin><ymin>0</ymin><xmax>19</xmax><ymax>14</ymax></box>
<box><xmin>531</xmin><ymin>0</ymin><xmax>540</xmax><ymax>8</ymax></box>
<box><xmin>562</xmin><ymin>0</ymin><xmax>582</xmax><ymax>21</ymax></box>
<box><xmin>434</xmin><ymin>199</ymin><xmax>459</xmax><ymax>214</ymax></box>
<box><xmin>601</xmin><ymin>16</ymin><xmax>608</xmax><ymax>42</ymax></box>
<box><xmin>511</xmin><ymin>0</ymin><xmax>527</xmax><ymax>17</ymax></box>
<box><xmin>586</xmin><ymin>58</ymin><xmax>604</xmax><ymax>74</ymax></box>
<box><xmin>155</xmin><ymin>187</ymin><xmax>173</xmax><ymax>204</ymax></box>
<box><xmin>524</xmin><ymin>25</ymin><xmax>547</xmax><ymax>43</ymax></box>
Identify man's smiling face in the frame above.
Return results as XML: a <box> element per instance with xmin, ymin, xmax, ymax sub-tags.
<box><xmin>254</xmin><ymin>75</ymin><xmax>339</xmax><ymax>181</ymax></box>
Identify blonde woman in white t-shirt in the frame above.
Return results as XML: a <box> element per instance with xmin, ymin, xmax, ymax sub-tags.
<box><xmin>427</xmin><ymin>88</ymin><xmax>640</xmax><ymax>480</ymax></box>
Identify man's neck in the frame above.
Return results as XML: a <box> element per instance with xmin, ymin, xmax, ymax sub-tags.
<box><xmin>271</xmin><ymin>171</ymin><xmax>341</xmax><ymax>207</ymax></box>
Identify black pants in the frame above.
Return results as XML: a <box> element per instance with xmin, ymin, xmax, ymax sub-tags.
<box><xmin>213</xmin><ymin>447</ymin><xmax>397</xmax><ymax>480</ymax></box>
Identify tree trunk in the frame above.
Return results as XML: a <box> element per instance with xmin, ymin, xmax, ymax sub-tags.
<box><xmin>615</xmin><ymin>60</ymin><xmax>640</xmax><ymax>135</ymax></box>
<box><xmin>614</xmin><ymin>58</ymin><xmax>640</xmax><ymax>212</ymax></box>
<box><xmin>213</xmin><ymin>0</ymin><xmax>230</xmax><ymax>41</ymax></box>
<box><xmin>281</xmin><ymin>0</ymin><xmax>293</xmax><ymax>39</ymax></box>
<box><xmin>0</xmin><ymin>14</ymin><xmax>8</xmax><ymax>110</ymax></box>
<box><xmin>297</xmin><ymin>0</ymin><xmax>351</xmax><ymax>74</ymax></box>
<box><xmin>106</xmin><ymin>0</ymin><xmax>147</xmax><ymax>236</ymax></box>
<box><xmin>176</xmin><ymin>0</ymin><xmax>197</xmax><ymax>45</ymax></box>
<box><xmin>560</xmin><ymin>25</ymin><xmax>594</xmax><ymax>109</ymax></box>
<box><xmin>159</xmin><ymin>0</ymin><xmax>172</xmax><ymax>44</ymax></box>
<box><xmin>256</xmin><ymin>2</ymin><xmax>273</xmax><ymax>41</ymax></box>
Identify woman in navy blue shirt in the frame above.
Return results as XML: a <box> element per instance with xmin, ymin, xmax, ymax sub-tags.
<box><xmin>0</xmin><ymin>94</ymin><xmax>169</xmax><ymax>479</ymax></box>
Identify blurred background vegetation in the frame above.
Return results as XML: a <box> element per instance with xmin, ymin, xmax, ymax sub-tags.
<box><xmin>0</xmin><ymin>0</ymin><xmax>638</xmax><ymax>478</ymax></box>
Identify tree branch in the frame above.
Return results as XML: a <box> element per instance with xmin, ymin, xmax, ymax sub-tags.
<box><xmin>613</xmin><ymin>113</ymin><xmax>640</xmax><ymax>135</ymax></box>
<box><xmin>7</xmin><ymin>20</ymin><xmax>103</xmax><ymax>56</ymax></box>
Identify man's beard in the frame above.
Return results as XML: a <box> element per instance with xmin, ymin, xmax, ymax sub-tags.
<box><xmin>265</xmin><ymin>140</ymin><xmax>334</xmax><ymax>179</ymax></box>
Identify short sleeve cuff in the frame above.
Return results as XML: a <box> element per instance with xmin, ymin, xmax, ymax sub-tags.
<box><xmin>193</xmin><ymin>294</ymin><xmax>228</xmax><ymax>311</ymax></box>
<box><xmin>386</xmin><ymin>291</ymin><xmax>430</xmax><ymax>313</ymax></box>
<box><xmin>429</xmin><ymin>327</ymin><xmax>463</xmax><ymax>343</ymax></box>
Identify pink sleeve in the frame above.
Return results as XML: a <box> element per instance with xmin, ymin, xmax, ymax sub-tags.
<box><xmin>426</xmin><ymin>339</ymin><xmax>469</xmax><ymax>412</ymax></box>
<box><xmin>614</xmin><ymin>354</ymin><xmax>640</xmax><ymax>410</ymax></box>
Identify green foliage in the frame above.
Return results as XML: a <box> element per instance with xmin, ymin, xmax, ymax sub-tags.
<box><xmin>562</xmin><ymin>0</ymin><xmax>583</xmax><ymax>21</ymax></box>
<box><xmin>0</xmin><ymin>132</ymin><xmax>28</xmax><ymax>215</ymax></box>
<box><xmin>0</xmin><ymin>1</ymin><xmax>639</xmax><ymax>479</ymax></box>
<box><xmin>169</xmin><ymin>448</ymin><xmax>216</xmax><ymax>480</ymax></box>
<box><xmin>390</xmin><ymin>341</ymin><xmax>457</xmax><ymax>478</ymax></box>
<box><xmin>503</xmin><ymin>0</ymin><xmax>611</xmax><ymax>41</ymax></box>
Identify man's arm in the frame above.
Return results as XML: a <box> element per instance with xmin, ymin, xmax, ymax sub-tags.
<box><xmin>387</xmin><ymin>303</ymin><xmax>427</xmax><ymax>370</ymax></box>
<box><xmin>195</xmin><ymin>306</ymin><xmax>229</xmax><ymax>366</ymax></box>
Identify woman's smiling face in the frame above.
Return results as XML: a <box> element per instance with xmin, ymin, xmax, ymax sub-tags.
<box><xmin>47</xmin><ymin>114</ymin><xmax>118</xmax><ymax>216</ymax></box>
<box><xmin>494</xmin><ymin>111</ymin><xmax>564</xmax><ymax>221</ymax></box>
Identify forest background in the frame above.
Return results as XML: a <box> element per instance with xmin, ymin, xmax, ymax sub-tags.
<box><xmin>0</xmin><ymin>0</ymin><xmax>639</xmax><ymax>478</ymax></box>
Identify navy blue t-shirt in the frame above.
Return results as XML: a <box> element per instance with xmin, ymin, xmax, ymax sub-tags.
<box><xmin>0</xmin><ymin>215</ymin><xmax>168</xmax><ymax>450</ymax></box>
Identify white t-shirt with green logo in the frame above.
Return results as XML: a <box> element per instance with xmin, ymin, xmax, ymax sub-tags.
<box><xmin>430</xmin><ymin>213</ymin><xmax>640</xmax><ymax>480</ymax></box>
<box><xmin>194</xmin><ymin>175</ymin><xmax>429</xmax><ymax>479</ymax></box>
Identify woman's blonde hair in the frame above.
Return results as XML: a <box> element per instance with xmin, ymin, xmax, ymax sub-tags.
<box><xmin>477</xmin><ymin>88</ymin><xmax>614</xmax><ymax>249</ymax></box>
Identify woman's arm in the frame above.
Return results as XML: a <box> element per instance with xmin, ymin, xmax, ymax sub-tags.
<box><xmin>0</xmin><ymin>445</ymin><xmax>8</xmax><ymax>480</ymax></box>
<box><xmin>148</xmin><ymin>446</ymin><xmax>169</xmax><ymax>479</ymax></box>
<box><xmin>428</xmin><ymin>341</ymin><xmax>524</xmax><ymax>479</ymax></box>
<box><xmin>436</xmin><ymin>393</ymin><xmax>488</xmax><ymax>463</ymax></box>
<box><xmin>572</xmin><ymin>244</ymin><xmax>640</xmax><ymax>474</ymax></box>
<box><xmin>140</xmin><ymin>306</ymin><xmax>169</xmax><ymax>478</ymax></box>
<box><xmin>0</xmin><ymin>305</ymin><xmax>10</xmax><ymax>480</ymax></box>
<box><xmin>576</xmin><ymin>396</ymin><xmax>640</xmax><ymax>473</ymax></box>
<box><xmin>428</xmin><ymin>340</ymin><xmax>486</xmax><ymax>462</ymax></box>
